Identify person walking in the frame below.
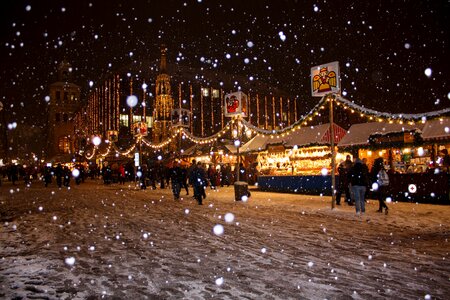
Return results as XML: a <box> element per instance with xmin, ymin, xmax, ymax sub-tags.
<box><xmin>335</xmin><ymin>161</ymin><xmax>351</xmax><ymax>205</ymax></box>
<box><xmin>55</xmin><ymin>163</ymin><xmax>63</xmax><ymax>188</ymax></box>
<box><xmin>181</xmin><ymin>165</ymin><xmax>189</xmax><ymax>195</ymax></box>
<box><xmin>63</xmin><ymin>165</ymin><xmax>71</xmax><ymax>187</ymax></box>
<box><xmin>190</xmin><ymin>161</ymin><xmax>207</xmax><ymax>205</ymax></box>
<box><xmin>43</xmin><ymin>166</ymin><xmax>52</xmax><ymax>187</ymax></box>
<box><xmin>348</xmin><ymin>158</ymin><xmax>370</xmax><ymax>215</ymax></box>
<box><xmin>169</xmin><ymin>160</ymin><xmax>183</xmax><ymax>200</ymax></box>
<box><xmin>118</xmin><ymin>164</ymin><xmax>126</xmax><ymax>184</ymax></box>
<box><xmin>371</xmin><ymin>157</ymin><xmax>389</xmax><ymax>214</ymax></box>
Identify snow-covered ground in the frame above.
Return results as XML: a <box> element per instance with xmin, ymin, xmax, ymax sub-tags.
<box><xmin>0</xmin><ymin>179</ymin><xmax>449</xmax><ymax>299</ymax></box>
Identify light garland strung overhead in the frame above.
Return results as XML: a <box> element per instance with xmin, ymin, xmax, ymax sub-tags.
<box><xmin>84</xmin><ymin>94</ymin><xmax>450</xmax><ymax>161</ymax></box>
<box><xmin>334</xmin><ymin>96</ymin><xmax>450</xmax><ymax>122</ymax></box>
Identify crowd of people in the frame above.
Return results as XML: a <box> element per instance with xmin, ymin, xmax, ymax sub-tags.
<box><xmin>336</xmin><ymin>155</ymin><xmax>390</xmax><ymax>215</ymax></box>
<box><xmin>335</xmin><ymin>148</ymin><xmax>450</xmax><ymax>216</ymax></box>
<box><xmin>0</xmin><ymin>159</ymin><xmax>255</xmax><ymax>207</ymax></box>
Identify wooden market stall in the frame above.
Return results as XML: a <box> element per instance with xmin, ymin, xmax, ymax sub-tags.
<box><xmin>338</xmin><ymin>121</ymin><xmax>450</xmax><ymax>202</ymax></box>
<box><xmin>242</xmin><ymin>123</ymin><xmax>350</xmax><ymax>194</ymax></box>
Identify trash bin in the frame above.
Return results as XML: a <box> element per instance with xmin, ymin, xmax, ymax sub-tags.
<box><xmin>234</xmin><ymin>181</ymin><xmax>249</xmax><ymax>201</ymax></box>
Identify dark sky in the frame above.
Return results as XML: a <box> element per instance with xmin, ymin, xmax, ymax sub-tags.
<box><xmin>1</xmin><ymin>0</ymin><xmax>449</xmax><ymax>129</ymax></box>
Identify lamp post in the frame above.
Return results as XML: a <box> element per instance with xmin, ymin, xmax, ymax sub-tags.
<box><xmin>127</xmin><ymin>95</ymin><xmax>139</xmax><ymax>185</ymax></box>
<box><xmin>232</xmin><ymin>115</ymin><xmax>251</xmax><ymax>201</ymax></box>
<box><xmin>142</xmin><ymin>83</ymin><xmax>148</xmax><ymax>121</ymax></box>
<box><xmin>92</xmin><ymin>135</ymin><xmax>102</xmax><ymax>177</ymax></box>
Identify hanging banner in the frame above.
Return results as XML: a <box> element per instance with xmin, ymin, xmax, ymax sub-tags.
<box><xmin>171</xmin><ymin>108</ymin><xmax>191</xmax><ymax>127</ymax></box>
<box><xmin>132</xmin><ymin>122</ymin><xmax>148</xmax><ymax>137</ymax></box>
<box><xmin>311</xmin><ymin>61</ymin><xmax>340</xmax><ymax>97</ymax></box>
<box><xmin>224</xmin><ymin>91</ymin><xmax>247</xmax><ymax>117</ymax></box>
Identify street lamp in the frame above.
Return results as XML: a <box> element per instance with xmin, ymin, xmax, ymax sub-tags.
<box><xmin>232</xmin><ymin>116</ymin><xmax>250</xmax><ymax>201</ymax></box>
<box><xmin>142</xmin><ymin>83</ymin><xmax>148</xmax><ymax>120</ymax></box>
<box><xmin>127</xmin><ymin>95</ymin><xmax>139</xmax><ymax>185</ymax></box>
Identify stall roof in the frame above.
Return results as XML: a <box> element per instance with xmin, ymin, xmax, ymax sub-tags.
<box><xmin>337</xmin><ymin>122</ymin><xmax>422</xmax><ymax>147</ymax></box>
<box><xmin>182</xmin><ymin>143</ymin><xmax>237</xmax><ymax>156</ymax></box>
<box><xmin>240</xmin><ymin>123</ymin><xmax>346</xmax><ymax>153</ymax></box>
<box><xmin>421</xmin><ymin>118</ymin><xmax>450</xmax><ymax>140</ymax></box>
<box><xmin>281</xmin><ymin>123</ymin><xmax>346</xmax><ymax>148</ymax></box>
<box><xmin>239</xmin><ymin>135</ymin><xmax>270</xmax><ymax>153</ymax></box>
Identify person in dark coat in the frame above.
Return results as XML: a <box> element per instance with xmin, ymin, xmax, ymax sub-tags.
<box><xmin>181</xmin><ymin>166</ymin><xmax>189</xmax><ymax>195</ymax></box>
<box><xmin>9</xmin><ymin>164</ymin><xmax>19</xmax><ymax>185</ymax></box>
<box><xmin>190</xmin><ymin>161</ymin><xmax>207</xmax><ymax>205</ymax></box>
<box><xmin>63</xmin><ymin>166</ymin><xmax>71</xmax><ymax>187</ymax></box>
<box><xmin>348</xmin><ymin>158</ymin><xmax>370</xmax><ymax>215</ymax></box>
<box><xmin>370</xmin><ymin>157</ymin><xmax>389</xmax><ymax>214</ymax></box>
<box><xmin>55</xmin><ymin>163</ymin><xmax>63</xmax><ymax>188</ymax></box>
<box><xmin>336</xmin><ymin>161</ymin><xmax>352</xmax><ymax>206</ymax></box>
<box><xmin>169</xmin><ymin>160</ymin><xmax>183</xmax><ymax>200</ymax></box>
<box><xmin>43</xmin><ymin>166</ymin><xmax>52</xmax><ymax>187</ymax></box>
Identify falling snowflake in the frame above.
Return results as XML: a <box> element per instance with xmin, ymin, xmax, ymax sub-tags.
<box><xmin>213</xmin><ymin>224</ymin><xmax>224</xmax><ymax>236</ymax></box>
<box><xmin>65</xmin><ymin>257</ymin><xmax>76</xmax><ymax>266</ymax></box>
<box><xmin>224</xmin><ymin>213</ymin><xmax>234</xmax><ymax>223</ymax></box>
<box><xmin>215</xmin><ymin>277</ymin><xmax>224</xmax><ymax>286</ymax></box>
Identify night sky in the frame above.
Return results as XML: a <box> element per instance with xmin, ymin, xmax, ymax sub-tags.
<box><xmin>1</xmin><ymin>0</ymin><xmax>449</xmax><ymax>129</ymax></box>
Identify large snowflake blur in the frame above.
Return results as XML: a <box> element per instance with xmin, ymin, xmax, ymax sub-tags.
<box><xmin>0</xmin><ymin>0</ymin><xmax>448</xmax><ymax>127</ymax></box>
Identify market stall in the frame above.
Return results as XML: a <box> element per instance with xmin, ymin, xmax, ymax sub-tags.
<box><xmin>337</xmin><ymin>121</ymin><xmax>424</xmax><ymax>172</ymax></box>
<box><xmin>338</xmin><ymin>121</ymin><xmax>449</xmax><ymax>202</ymax></box>
<box><xmin>243</xmin><ymin>123</ymin><xmax>350</xmax><ymax>194</ymax></box>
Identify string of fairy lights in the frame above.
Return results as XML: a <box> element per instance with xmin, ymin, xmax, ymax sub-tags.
<box><xmin>84</xmin><ymin>95</ymin><xmax>450</xmax><ymax>160</ymax></box>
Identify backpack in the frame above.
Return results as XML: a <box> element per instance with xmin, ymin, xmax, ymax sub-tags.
<box><xmin>377</xmin><ymin>169</ymin><xmax>389</xmax><ymax>186</ymax></box>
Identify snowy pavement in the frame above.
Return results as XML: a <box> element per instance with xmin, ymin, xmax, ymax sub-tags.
<box><xmin>0</xmin><ymin>179</ymin><xmax>449</xmax><ymax>299</ymax></box>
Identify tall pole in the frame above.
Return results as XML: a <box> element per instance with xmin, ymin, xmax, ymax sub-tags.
<box><xmin>329</xmin><ymin>94</ymin><xmax>336</xmax><ymax>209</ymax></box>
<box><xmin>235</xmin><ymin>116</ymin><xmax>240</xmax><ymax>182</ymax></box>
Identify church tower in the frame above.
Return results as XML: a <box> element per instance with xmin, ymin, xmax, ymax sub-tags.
<box><xmin>47</xmin><ymin>61</ymin><xmax>81</xmax><ymax>161</ymax></box>
<box><xmin>152</xmin><ymin>45</ymin><xmax>174</xmax><ymax>144</ymax></box>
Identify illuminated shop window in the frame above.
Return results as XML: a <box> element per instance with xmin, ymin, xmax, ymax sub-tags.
<box><xmin>58</xmin><ymin>136</ymin><xmax>70</xmax><ymax>153</ymax></box>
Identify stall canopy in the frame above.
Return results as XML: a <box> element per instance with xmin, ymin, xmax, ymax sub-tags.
<box><xmin>240</xmin><ymin>123</ymin><xmax>347</xmax><ymax>153</ymax></box>
<box><xmin>337</xmin><ymin>122</ymin><xmax>423</xmax><ymax>147</ymax></box>
<box><xmin>182</xmin><ymin>142</ymin><xmax>236</xmax><ymax>156</ymax></box>
<box><xmin>421</xmin><ymin>118</ymin><xmax>450</xmax><ymax>141</ymax></box>
<box><xmin>239</xmin><ymin>135</ymin><xmax>270</xmax><ymax>153</ymax></box>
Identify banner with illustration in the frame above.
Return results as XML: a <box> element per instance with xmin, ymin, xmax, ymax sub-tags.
<box><xmin>311</xmin><ymin>61</ymin><xmax>340</xmax><ymax>97</ymax></box>
<box><xmin>132</xmin><ymin>122</ymin><xmax>148</xmax><ymax>137</ymax></box>
<box><xmin>224</xmin><ymin>91</ymin><xmax>247</xmax><ymax>117</ymax></box>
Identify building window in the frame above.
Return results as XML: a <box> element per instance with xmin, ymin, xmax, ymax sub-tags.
<box><xmin>64</xmin><ymin>92</ymin><xmax>68</xmax><ymax>101</ymax></box>
<box><xmin>56</xmin><ymin>91</ymin><xmax>61</xmax><ymax>101</ymax></box>
<box><xmin>58</xmin><ymin>136</ymin><xmax>70</xmax><ymax>153</ymax></box>
<box><xmin>55</xmin><ymin>113</ymin><xmax>61</xmax><ymax>123</ymax></box>
<box><xmin>63</xmin><ymin>114</ymin><xmax>68</xmax><ymax>122</ymax></box>
<box><xmin>202</xmin><ymin>88</ymin><xmax>209</xmax><ymax>97</ymax></box>
<box><xmin>120</xmin><ymin>114</ymin><xmax>129</xmax><ymax>127</ymax></box>
<box><xmin>212</xmin><ymin>89</ymin><xmax>220</xmax><ymax>98</ymax></box>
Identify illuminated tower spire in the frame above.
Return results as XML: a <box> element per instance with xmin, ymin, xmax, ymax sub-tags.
<box><xmin>152</xmin><ymin>44</ymin><xmax>174</xmax><ymax>144</ymax></box>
